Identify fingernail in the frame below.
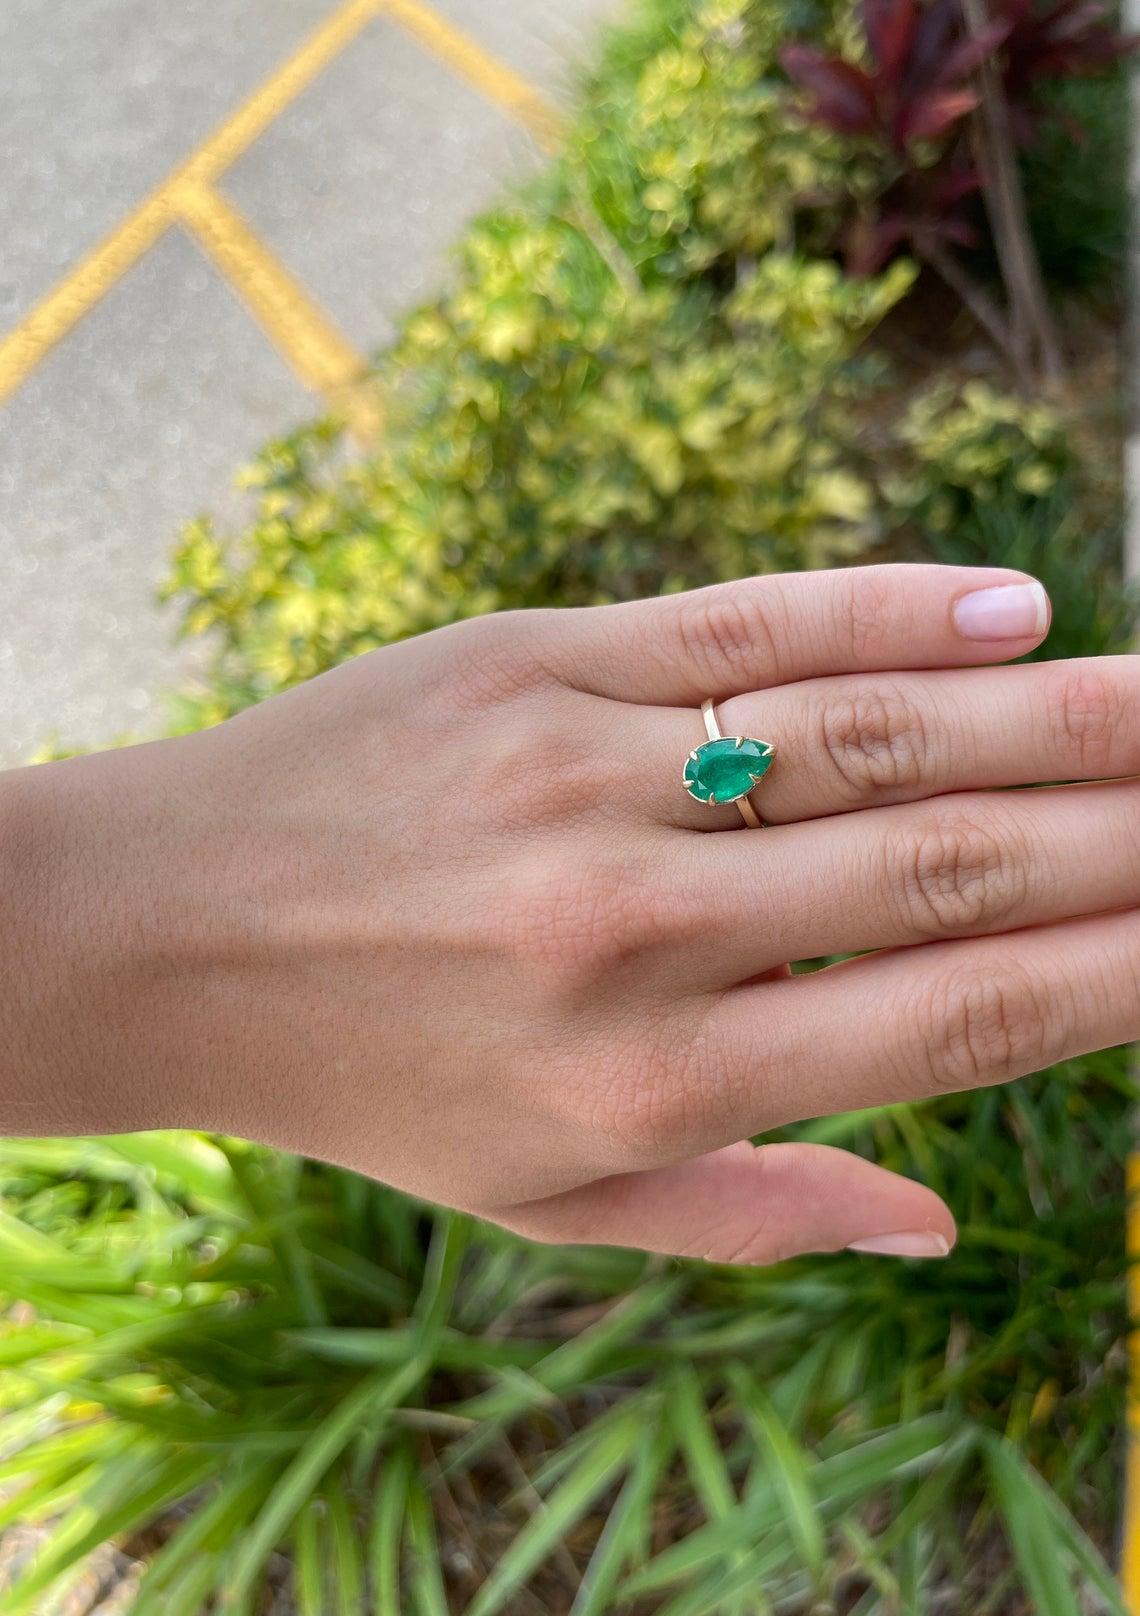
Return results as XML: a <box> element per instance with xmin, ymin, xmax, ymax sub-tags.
<box><xmin>952</xmin><ymin>581</ymin><xmax>1049</xmax><ymax>641</ymax></box>
<box><xmin>847</xmin><ymin>1231</ymin><xmax>950</xmax><ymax>1259</ymax></box>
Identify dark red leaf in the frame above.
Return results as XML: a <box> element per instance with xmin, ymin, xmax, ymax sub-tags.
<box><xmin>860</xmin><ymin>0</ymin><xmax>918</xmax><ymax>77</ymax></box>
<box><xmin>1041</xmin><ymin>0</ymin><xmax>1111</xmax><ymax>41</ymax></box>
<box><xmin>1001</xmin><ymin>0</ymin><xmax>1138</xmax><ymax>92</ymax></box>
<box><xmin>896</xmin><ymin>86</ymin><xmax>978</xmax><ymax>143</ymax></box>
<box><xmin>937</xmin><ymin>166</ymin><xmax>983</xmax><ymax>203</ymax></box>
<box><xmin>843</xmin><ymin>212</ymin><xmax>912</xmax><ymax>274</ymax></box>
<box><xmin>993</xmin><ymin>0</ymin><xmax>1034</xmax><ymax>26</ymax></box>
<box><xmin>902</xmin><ymin>0</ymin><xmax>967</xmax><ymax>94</ymax></box>
<box><xmin>935</xmin><ymin>19</ymin><xmax>1013</xmax><ymax>84</ymax></box>
<box><xmin>780</xmin><ymin>45</ymin><xmax>879</xmax><ymax>132</ymax></box>
<box><xmin>938</xmin><ymin>215</ymin><xmax>982</xmax><ymax>248</ymax></box>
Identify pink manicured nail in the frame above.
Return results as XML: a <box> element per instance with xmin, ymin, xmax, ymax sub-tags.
<box><xmin>847</xmin><ymin>1232</ymin><xmax>950</xmax><ymax>1259</ymax></box>
<box><xmin>952</xmin><ymin>581</ymin><xmax>1049</xmax><ymax>641</ymax></box>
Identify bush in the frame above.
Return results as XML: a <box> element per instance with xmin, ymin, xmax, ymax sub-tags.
<box><xmin>2</xmin><ymin>0</ymin><xmax>1130</xmax><ymax>1609</ymax></box>
<box><xmin>168</xmin><ymin>249</ymin><xmax>917</xmax><ymax>709</ymax></box>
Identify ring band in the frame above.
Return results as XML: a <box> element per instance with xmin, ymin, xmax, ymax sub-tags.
<box><xmin>682</xmin><ymin>698</ymin><xmax>774</xmax><ymax>828</ymax></box>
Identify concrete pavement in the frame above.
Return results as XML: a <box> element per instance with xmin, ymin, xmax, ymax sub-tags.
<box><xmin>0</xmin><ymin>0</ymin><xmax>614</xmax><ymax>764</ymax></box>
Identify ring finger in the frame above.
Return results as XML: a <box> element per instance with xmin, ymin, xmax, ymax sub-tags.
<box><xmin>649</xmin><ymin>656</ymin><xmax>1140</xmax><ymax>829</ymax></box>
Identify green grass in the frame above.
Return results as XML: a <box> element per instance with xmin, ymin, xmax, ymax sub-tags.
<box><xmin>0</xmin><ymin>1011</ymin><xmax>1132</xmax><ymax>1613</ymax></box>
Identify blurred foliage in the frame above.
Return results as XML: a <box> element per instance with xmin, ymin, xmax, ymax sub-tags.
<box><xmin>2</xmin><ymin>0</ymin><xmax>1132</xmax><ymax>1609</ymax></box>
<box><xmin>885</xmin><ymin>379</ymin><xmax>1071</xmax><ymax>527</ymax></box>
<box><xmin>168</xmin><ymin>251</ymin><xmax>923</xmax><ymax>709</ymax></box>
<box><xmin>777</xmin><ymin>0</ymin><xmax>1134</xmax><ymax>332</ymax></box>
<box><xmin>164</xmin><ymin>0</ymin><xmax>1073</xmax><ymax>721</ymax></box>
<box><xmin>0</xmin><ymin>1053</ymin><xmax>1130</xmax><ymax>1614</ymax></box>
<box><xmin>918</xmin><ymin>472</ymin><xmax>1132</xmax><ymax>664</ymax></box>
<box><xmin>1021</xmin><ymin>64</ymin><xmax>1131</xmax><ymax>292</ymax></box>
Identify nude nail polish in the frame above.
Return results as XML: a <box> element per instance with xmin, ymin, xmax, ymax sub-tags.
<box><xmin>847</xmin><ymin>1232</ymin><xmax>951</xmax><ymax>1259</ymax></box>
<box><xmin>952</xmin><ymin>581</ymin><xmax>1049</xmax><ymax>641</ymax></box>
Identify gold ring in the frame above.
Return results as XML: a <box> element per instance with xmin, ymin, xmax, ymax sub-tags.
<box><xmin>682</xmin><ymin>698</ymin><xmax>774</xmax><ymax>828</ymax></box>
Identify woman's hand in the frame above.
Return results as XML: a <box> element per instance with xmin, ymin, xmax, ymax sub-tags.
<box><xmin>8</xmin><ymin>563</ymin><xmax>1140</xmax><ymax>1264</ymax></box>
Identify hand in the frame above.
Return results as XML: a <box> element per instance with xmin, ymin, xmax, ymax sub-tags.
<box><xmin>8</xmin><ymin>564</ymin><xmax>1140</xmax><ymax>1264</ymax></box>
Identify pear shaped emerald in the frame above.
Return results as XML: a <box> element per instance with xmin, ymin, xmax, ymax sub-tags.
<box><xmin>683</xmin><ymin>736</ymin><xmax>773</xmax><ymax>805</ymax></box>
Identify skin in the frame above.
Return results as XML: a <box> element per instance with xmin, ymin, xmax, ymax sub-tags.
<box><xmin>4</xmin><ymin>562</ymin><xmax>1140</xmax><ymax>1265</ymax></box>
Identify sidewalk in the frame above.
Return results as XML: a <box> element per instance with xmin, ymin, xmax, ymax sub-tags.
<box><xmin>0</xmin><ymin>0</ymin><xmax>614</xmax><ymax>765</ymax></box>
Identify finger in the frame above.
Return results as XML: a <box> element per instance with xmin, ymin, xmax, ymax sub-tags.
<box><xmin>691</xmin><ymin>780</ymin><xmax>1140</xmax><ymax>984</ymax></box>
<box><xmin>542</xmin><ymin>565</ymin><xmax>1050</xmax><ymax>705</ymax></box>
<box><xmin>724</xmin><ymin>656</ymin><xmax>1140</xmax><ymax>826</ymax></box>
<box><xmin>691</xmin><ymin>908</ymin><xmax>1140</xmax><ymax>1150</ymax></box>
<box><xmin>642</xmin><ymin>657</ymin><xmax>1140</xmax><ymax>831</ymax></box>
<box><xmin>499</xmin><ymin>1142</ymin><xmax>954</xmax><ymax>1263</ymax></box>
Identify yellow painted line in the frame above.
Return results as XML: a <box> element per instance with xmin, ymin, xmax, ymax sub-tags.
<box><xmin>177</xmin><ymin>183</ymin><xmax>366</xmax><ymax>396</ymax></box>
<box><xmin>0</xmin><ymin>0</ymin><xmax>381</xmax><ymax>407</ymax></box>
<box><xmin>0</xmin><ymin>0</ymin><xmax>558</xmax><ymax>411</ymax></box>
<box><xmin>0</xmin><ymin>192</ymin><xmax>175</xmax><ymax>406</ymax></box>
<box><xmin>382</xmin><ymin>0</ymin><xmax>562</xmax><ymax>147</ymax></box>
<box><xmin>176</xmin><ymin>0</ymin><xmax>381</xmax><ymax>189</ymax></box>
<box><xmin>1125</xmin><ymin>1153</ymin><xmax>1140</xmax><ymax>1608</ymax></box>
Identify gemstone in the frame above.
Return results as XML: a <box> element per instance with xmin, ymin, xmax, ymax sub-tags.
<box><xmin>683</xmin><ymin>736</ymin><xmax>774</xmax><ymax>805</ymax></box>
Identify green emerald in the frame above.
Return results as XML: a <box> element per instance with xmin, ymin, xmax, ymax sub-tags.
<box><xmin>683</xmin><ymin>736</ymin><xmax>773</xmax><ymax>805</ymax></box>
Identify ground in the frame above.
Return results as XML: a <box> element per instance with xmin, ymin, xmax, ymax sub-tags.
<box><xmin>0</xmin><ymin>0</ymin><xmax>615</xmax><ymax>766</ymax></box>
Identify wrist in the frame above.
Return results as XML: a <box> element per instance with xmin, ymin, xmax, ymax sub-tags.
<box><xmin>0</xmin><ymin>746</ymin><xmax>194</xmax><ymax>1138</ymax></box>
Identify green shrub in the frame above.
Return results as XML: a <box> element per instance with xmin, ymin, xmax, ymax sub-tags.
<box><xmin>0</xmin><ymin>1041</ymin><xmax>1131</xmax><ymax>1613</ymax></box>
<box><xmin>573</xmin><ymin>0</ymin><xmax>845</xmax><ymax>279</ymax></box>
<box><xmin>166</xmin><ymin>291</ymin><xmax>1070</xmax><ymax>729</ymax></box>
<box><xmin>1</xmin><ymin>0</ymin><xmax>1130</xmax><ymax>1609</ymax></box>
<box><xmin>167</xmin><ymin>249</ymin><xmax>917</xmax><ymax>710</ymax></box>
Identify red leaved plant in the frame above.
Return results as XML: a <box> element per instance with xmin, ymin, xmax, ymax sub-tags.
<box><xmin>782</xmin><ymin>0</ymin><xmax>1133</xmax><ymax>152</ymax></box>
<box><xmin>779</xmin><ymin>0</ymin><xmax>1131</xmax><ymax>368</ymax></box>
<box><xmin>781</xmin><ymin>0</ymin><xmax>1008</xmax><ymax>154</ymax></box>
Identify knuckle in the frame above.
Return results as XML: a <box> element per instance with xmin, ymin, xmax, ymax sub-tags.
<box><xmin>504</xmin><ymin>853</ymin><xmax>665</xmax><ymax>997</ymax></box>
<box><xmin>844</xmin><ymin>570</ymin><xmax>892</xmax><ymax>666</ymax></box>
<box><xmin>675</xmin><ymin>1152</ymin><xmax>785</xmax><ymax>1264</ymax></box>
<box><xmin>596</xmin><ymin>1017</ymin><xmax>719</xmax><ymax>1162</ymax></box>
<box><xmin>897</xmin><ymin>806</ymin><xmax>1029</xmax><ymax>937</ymax></box>
<box><xmin>682</xmin><ymin>1220</ymin><xmax>780</xmax><ymax>1267</ymax></box>
<box><xmin>820</xmin><ymin>681</ymin><xmax>930</xmax><ymax>801</ymax></box>
<box><xmin>1046</xmin><ymin>665</ymin><xmax>1129</xmax><ymax>775</ymax></box>
<box><xmin>471</xmin><ymin>703</ymin><xmax>592</xmax><ymax>830</ymax></box>
<box><xmin>675</xmin><ymin>583</ymin><xmax>782</xmax><ymax>689</ymax></box>
<box><xmin>919</xmin><ymin>963</ymin><xmax>1052</xmax><ymax>1091</ymax></box>
<box><xmin>433</xmin><ymin>611</ymin><xmax>538</xmax><ymax>710</ymax></box>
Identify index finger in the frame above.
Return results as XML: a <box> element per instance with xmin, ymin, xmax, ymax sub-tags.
<box><xmin>542</xmin><ymin>564</ymin><xmax>1050</xmax><ymax>705</ymax></box>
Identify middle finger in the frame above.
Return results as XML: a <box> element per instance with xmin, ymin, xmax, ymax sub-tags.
<box><xmin>688</xmin><ymin>776</ymin><xmax>1140</xmax><ymax>984</ymax></box>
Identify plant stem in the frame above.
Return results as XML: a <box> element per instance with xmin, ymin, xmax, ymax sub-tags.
<box><xmin>959</xmin><ymin>0</ymin><xmax>1064</xmax><ymax>387</ymax></box>
<box><xmin>916</xmin><ymin>234</ymin><xmax>1031</xmax><ymax>388</ymax></box>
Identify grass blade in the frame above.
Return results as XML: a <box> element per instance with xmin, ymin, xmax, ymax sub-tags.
<box><xmin>369</xmin><ymin>1438</ymin><xmax>416</xmax><ymax>1615</ymax></box>
<box><xmin>467</xmin><ymin>1411</ymin><xmax>638</xmax><ymax>1616</ymax></box>
<box><xmin>292</xmin><ymin>1497</ymin><xmax>326</xmax><ymax>1616</ymax></box>
<box><xmin>221</xmin><ymin>1355</ymin><xmax>427</xmax><ymax>1609</ymax></box>
<box><xmin>984</xmin><ymin>1433</ymin><xmax>1121</xmax><ymax>1615</ymax></box>
<box><xmin>327</xmin><ymin>1476</ymin><xmax>365</xmax><ymax>1616</ymax></box>
<box><xmin>405</xmin><ymin>1471</ymin><xmax>449</xmax><ymax>1616</ymax></box>
<box><xmin>731</xmin><ymin>1370</ymin><xmax>825</xmax><ymax>1583</ymax></box>
<box><xmin>569</xmin><ymin>1424</ymin><xmax>671</xmax><ymax>1616</ymax></box>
